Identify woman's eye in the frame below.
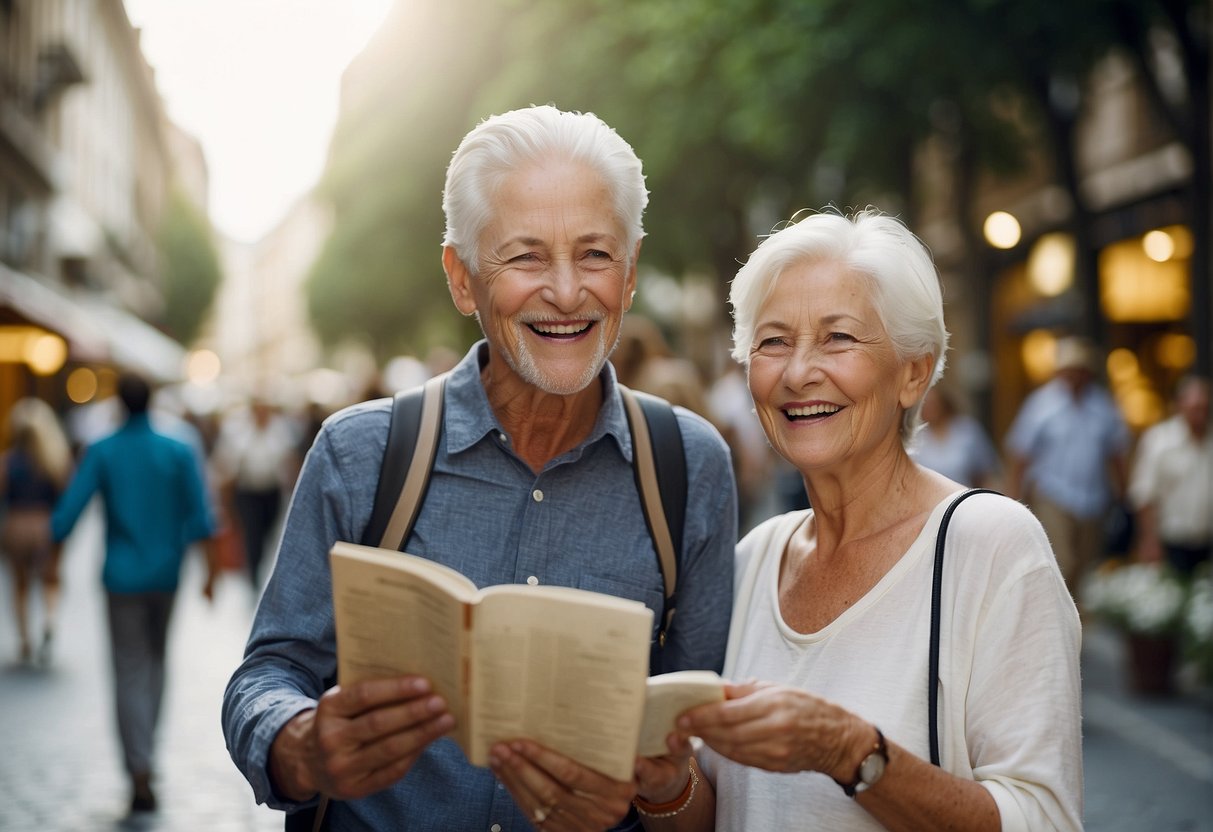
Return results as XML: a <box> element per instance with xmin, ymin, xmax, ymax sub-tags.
<box><xmin>510</xmin><ymin>253</ymin><xmax>538</xmax><ymax>263</ymax></box>
<box><xmin>828</xmin><ymin>332</ymin><xmax>855</xmax><ymax>343</ymax></box>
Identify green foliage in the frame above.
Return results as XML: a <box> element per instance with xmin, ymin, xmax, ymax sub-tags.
<box><xmin>157</xmin><ymin>188</ymin><xmax>221</xmax><ymax>345</ymax></box>
<box><xmin>307</xmin><ymin>0</ymin><xmax>1199</xmax><ymax>352</ymax></box>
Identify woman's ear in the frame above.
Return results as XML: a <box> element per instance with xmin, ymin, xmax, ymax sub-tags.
<box><xmin>443</xmin><ymin>246</ymin><xmax>477</xmax><ymax>316</ymax></box>
<box><xmin>899</xmin><ymin>354</ymin><xmax>936</xmax><ymax>409</ymax></box>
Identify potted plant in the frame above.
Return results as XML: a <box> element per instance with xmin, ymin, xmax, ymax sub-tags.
<box><xmin>1083</xmin><ymin>561</ymin><xmax>1188</xmax><ymax>695</ymax></box>
<box><xmin>1182</xmin><ymin>565</ymin><xmax>1213</xmax><ymax>687</ymax></box>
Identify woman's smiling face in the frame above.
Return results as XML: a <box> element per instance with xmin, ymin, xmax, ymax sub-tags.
<box><xmin>447</xmin><ymin>159</ymin><xmax>637</xmax><ymax>397</ymax></box>
<box><xmin>746</xmin><ymin>258</ymin><xmax>920</xmax><ymax>474</ymax></box>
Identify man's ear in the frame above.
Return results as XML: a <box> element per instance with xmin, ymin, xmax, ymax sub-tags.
<box><xmin>443</xmin><ymin>246</ymin><xmax>477</xmax><ymax>316</ymax></box>
<box><xmin>899</xmin><ymin>354</ymin><xmax>936</xmax><ymax>410</ymax></box>
<box><xmin>623</xmin><ymin>239</ymin><xmax>642</xmax><ymax>312</ymax></box>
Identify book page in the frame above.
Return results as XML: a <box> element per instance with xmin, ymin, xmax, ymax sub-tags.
<box><xmin>467</xmin><ymin>585</ymin><xmax>654</xmax><ymax>781</ymax></box>
<box><xmin>637</xmin><ymin>671</ymin><xmax>725</xmax><ymax>757</ymax></box>
<box><xmin>330</xmin><ymin>542</ymin><xmax>477</xmax><ymax>745</ymax></box>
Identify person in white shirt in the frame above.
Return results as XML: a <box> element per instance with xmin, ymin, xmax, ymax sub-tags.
<box><xmin>632</xmin><ymin>209</ymin><xmax>1082</xmax><ymax>832</ymax></box>
<box><xmin>212</xmin><ymin>399</ymin><xmax>300</xmax><ymax>587</ymax></box>
<box><xmin>1129</xmin><ymin>375</ymin><xmax>1212</xmax><ymax>577</ymax></box>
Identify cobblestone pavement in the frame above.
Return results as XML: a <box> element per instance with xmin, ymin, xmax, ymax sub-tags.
<box><xmin>0</xmin><ymin>506</ymin><xmax>279</xmax><ymax>831</ymax></box>
<box><xmin>2</xmin><ymin>506</ymin><xmax>1211</xmax><ymax>830</ymax></box>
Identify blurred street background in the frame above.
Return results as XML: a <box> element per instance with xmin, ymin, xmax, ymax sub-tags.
<box><xmin>2</xmin><ymin>1</ymin><xmax>1213</xmax><ymax>829</ymax></box>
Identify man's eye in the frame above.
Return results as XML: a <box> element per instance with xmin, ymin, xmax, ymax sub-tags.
<box><xmin>585</xmin><ymin>249</ymin><xmax>611</xmax><ymax>259</ymax></box>
<box><xmin>757</xmin><ymin>337</ymin><xmax>786</xmax><ymax>349</ymax></box>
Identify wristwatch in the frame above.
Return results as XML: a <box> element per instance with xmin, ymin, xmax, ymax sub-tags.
<box><xmin>834</xmin><ymin>727</ymin><xmax>888</xmax><ymax>797</ymax></box>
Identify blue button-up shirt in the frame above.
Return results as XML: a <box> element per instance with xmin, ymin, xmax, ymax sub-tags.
<box><xmin>1005</xmin><ymin>377</ymin><xmax>1130</xmax><ymax>518</ymax></box>
<box><xmin>51</xmin><ymin>413</ymin><xmax>216</xmax><ymax>593</ymax></box>
<box><xmin>223</xmin><ymin>341</ymin><xmax>737</xmax><ymax>831</ymax></box>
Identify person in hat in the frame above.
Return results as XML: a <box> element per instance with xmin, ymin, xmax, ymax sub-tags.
<box><xmin>1005</xmin><ymin>336</ymin><xmax>1130</xmax><ymax>605</ymax></box>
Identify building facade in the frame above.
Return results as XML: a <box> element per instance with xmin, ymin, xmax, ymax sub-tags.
<box><xmin>0</xmin><ymin>0</ymin><xmax>192</xmax><ymax>429</ymax></box>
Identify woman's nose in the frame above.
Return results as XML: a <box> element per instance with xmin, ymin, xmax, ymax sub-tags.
<box><xmin>783</xmin><ymin>341</ymin><xmax>825</xmax><ymax>388</ymax></box>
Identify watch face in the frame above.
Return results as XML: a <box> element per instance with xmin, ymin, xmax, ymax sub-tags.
<box><xmin>859</xmin><ymin>752</ymin><xmax>886</xmax><ymax>785</ymax></box>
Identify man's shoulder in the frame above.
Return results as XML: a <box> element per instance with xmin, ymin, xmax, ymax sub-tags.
<box><xmin>315</xmin><ymin>397</ymin><xmax>393</xmax><ymax>454</ymax></box>
<box><xmin>671</xmin><ymin>405</ymin><xmax>730</xmax><ymax>455</ymax></box>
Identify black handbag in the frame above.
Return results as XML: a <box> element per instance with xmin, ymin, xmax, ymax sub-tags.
<box><xmin>928</xmin><ymin>488</ymin><xmax>998</xmax><ymax>766</ymax></box>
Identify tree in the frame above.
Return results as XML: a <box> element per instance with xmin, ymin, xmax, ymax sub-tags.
<box><xmin>157</xmin><ymin>186</ymin><xmax>222</xmax><ymax>345</ymax></box>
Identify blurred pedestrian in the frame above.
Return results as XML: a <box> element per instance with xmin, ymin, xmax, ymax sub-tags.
<box><xmin>911</xmin><ymin>385</ymin><xmax>1000</xmax><ymax>488</ymax></box>
<box><xmin>1129</xmin><ymin>375</ymin><xmax>1212</xmax><ymax>578</ymax></box>
<box><xmin>211</xmin><ymin>398</ymin><xmax>300</xmax><ymax>588</ymax></box>
<box><xmin>1006</xmin><ymin>336</ymin><xmax>1130</xmax><ymax>606</ymax></box>
<box><xmin>51</xmin><ymin>372</ymin><xmax>219</xmax><ymax>814</ymax></box>
<box><xmin>0</xmin><ymin>397</ymin><xmax>72</xmax><ymax>665</ymax></box>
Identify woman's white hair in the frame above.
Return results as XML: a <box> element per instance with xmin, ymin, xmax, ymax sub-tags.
<box><xmin>729</xmin><ymin>208</ymin><xmax>949</xmax><ymax>444</ymax></box>
<box><xmin>442</xmin><ymin>105</ymin><xmax>648</xmax><ymax>273</ymax></box>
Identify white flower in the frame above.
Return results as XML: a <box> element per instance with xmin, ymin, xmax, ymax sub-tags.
<box><xmin>1084</xmin><ymin>563</ymin><xmax>1186</xmax><ymax>636</ymax></box>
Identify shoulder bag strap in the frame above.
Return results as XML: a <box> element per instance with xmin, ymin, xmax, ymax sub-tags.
<box><xmin>620</xmin><ymin>386</ymin><xmax>687</xmax><ymax>666</ymax></box>
<box><xmin>929</xmin><ymin>487</ymin><xmax>999</xmax><ymax>767</ymax></box>
<box><xmin>362</xmin><ymin>373</ymin><xmax>447</xmax><ymax>550</ymax></box>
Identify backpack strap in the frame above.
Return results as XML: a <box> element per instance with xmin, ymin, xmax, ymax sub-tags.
<box><xmin>928</xmin><ymin>487</ymin><xmax>998</xmax><ymax>767</ymax></box>
<box><xmin>362</xmin><ymin>374</ymin><xmax>447</xmax><ymax>550</ymax></box>
<box><xmin>620</xmin><ymin>386</ymin><xmax>687</xmax><ymax>661</ymax></box>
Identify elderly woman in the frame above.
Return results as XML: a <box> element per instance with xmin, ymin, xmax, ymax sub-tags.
<box><xmin>633</xmin><ymin>210</ymin><xmax>1082</xmax><ymax>831</ymax></box>
<box><xmin>222</xmin><ymin>105</ymin><xmax>737</xmax><ymax>831</ymax></box>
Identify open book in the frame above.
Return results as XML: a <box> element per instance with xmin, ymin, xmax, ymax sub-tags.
<box><xmin>330</xmin><ymin>541</ymin><xmax>724</xmax><ymax>780</ymax></box>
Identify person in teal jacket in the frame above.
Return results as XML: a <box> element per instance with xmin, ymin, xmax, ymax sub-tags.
<box><xmin>52</xmin><ymin>372</ymin><xmax>218</xmax><ymax>814</ymax></box>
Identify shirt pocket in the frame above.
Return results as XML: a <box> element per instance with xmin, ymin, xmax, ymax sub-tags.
<box><xmin>577</xmin><ymin>573</ymin><xmax>665</xmax><ymax>643</ymax></box>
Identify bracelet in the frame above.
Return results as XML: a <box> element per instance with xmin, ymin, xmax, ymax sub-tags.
<box><xmin>634</xmin><ymin>761</ymin><xmax>699</xmax><ymax>818</ymax></box>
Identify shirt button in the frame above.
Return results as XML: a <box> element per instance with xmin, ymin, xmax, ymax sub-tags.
<box><xmin>491</xmin><ymin>825</ymin><xmax>502</xmax><ymax>832</ymax></box>
<box><xmin>527</xmin><ymin>575</ymin><xmax>539</xmax><ymax>586</ymax></box>
<box><xmin>532</xmin><ymin>489</ymin><xmax>544</xmax><ymax>502</ymax></box>
<box><xmin>498</xmin><ymin>432</ymin><xmax>507</xmax><ymax>443</ymax></box>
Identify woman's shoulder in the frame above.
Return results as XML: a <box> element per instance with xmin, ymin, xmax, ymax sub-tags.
<box><xmin>939</xmin><ymin>491</ymin><xmax>1054</xmax><ymax>572</ymax></box>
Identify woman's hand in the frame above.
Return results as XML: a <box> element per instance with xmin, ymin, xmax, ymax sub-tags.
<box><xmin>633</xmin><ymin>732</ymin><xmax>695</xmax><ymax>804</ymax></box>
<box><xmin>679</xmin><ymin>680</ymin><xmax>869</xmax><ymax>782</ymax></box>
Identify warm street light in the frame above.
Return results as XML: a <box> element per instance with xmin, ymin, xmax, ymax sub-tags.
<box><xmin>983</xmin><ymin>211</ymin><xmax>1022</xmax><ymax>249</ymax></box>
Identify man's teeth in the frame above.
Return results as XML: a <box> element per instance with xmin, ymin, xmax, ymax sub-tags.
<box><xmin>531</xmin><ymin>322</ymin><xmax>590</xmax><ymax>335</ymax></box>
<box><xmin>785</xmin><ymin>404</ymin><xmax>841</xmax><ymax>417</ymax></box>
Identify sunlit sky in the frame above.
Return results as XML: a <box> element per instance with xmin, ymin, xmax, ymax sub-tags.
<box><xmin>124</xmin><ymin>0</ymin><xmax>393</xmax><ymax>243</ymax></box>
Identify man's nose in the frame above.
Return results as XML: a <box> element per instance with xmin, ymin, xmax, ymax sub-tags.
<box><xmin>541</xmin><ymin>259</ymin><xmax>586</xmax><ymax>311</ymax></box>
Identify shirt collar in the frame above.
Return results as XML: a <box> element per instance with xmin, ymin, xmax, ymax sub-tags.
<box><xmin>443</xmin><ymin>340</ymin><xmax>634</xmax><ymax>463</ymax></box>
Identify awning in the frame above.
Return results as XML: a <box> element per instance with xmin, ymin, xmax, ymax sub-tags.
<box><xmin>74</xmin><ymin>296</ymin><xmax>185</xmax><ymax>383</ymax></box>
<box><xmin>0</xmin><ymin>262</ymin><xmax>108</xmax><ymax>360</ymax></box>
<box><xmin>0</xmin><ymin>263</ymin><xmax>186</xmax><ymax>382</ymax></box>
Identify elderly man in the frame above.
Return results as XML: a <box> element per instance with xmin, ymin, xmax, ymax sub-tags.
<box><xmin>1006</xmin><ymin>336</ymin><xmax>1130</xmax><ymax>605</ymax></box>
<box><xmin>222</xmin><ymin>105</ymin><xmax>737</xmax><ymax>831</ymax></box>
<box><xmin>1130</xmin><ymin>375</ymin><xmax>1212</xmax><ymax>577</ymax></box>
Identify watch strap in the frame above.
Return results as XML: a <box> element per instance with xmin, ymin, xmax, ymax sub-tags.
<box><xmin>832</xmin><ymin>726</ymin><xmax>887</xmax><ymax>797</ymax></box>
